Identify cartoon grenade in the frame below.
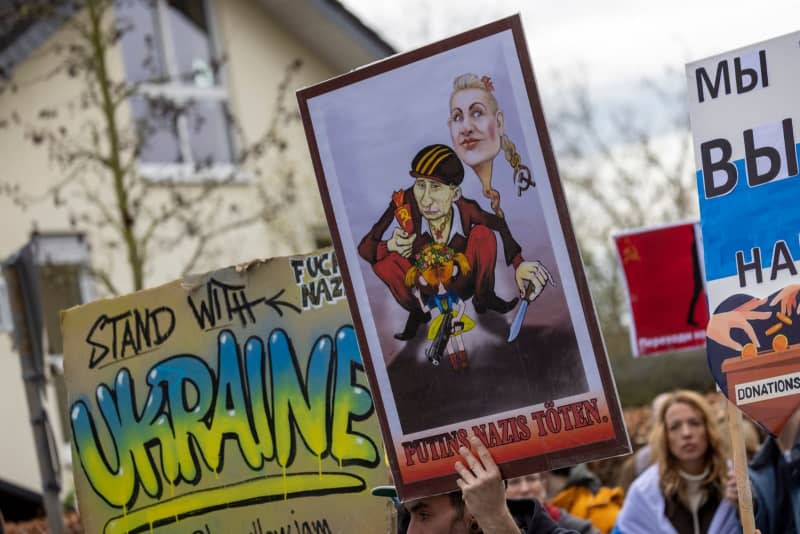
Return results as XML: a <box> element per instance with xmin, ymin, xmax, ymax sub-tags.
<box><xmin>392</xmin><ymin>190</ymin><xmax>414</xmax><ymax>234</ymax></box>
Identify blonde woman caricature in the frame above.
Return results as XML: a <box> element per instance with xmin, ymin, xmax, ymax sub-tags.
<box><xmin>405</xmin><ymin>243</ymin><xmax>476</xmax><ymax>370</ymax></box>
<box><xmin>448</xmin><ymin>73</ymin><xmax>533</xmax><ymax>219</ymax></box>
<box><xmin>448</xmin><ymin>73</ymin><xmax>551</xmax><ymax>315</ymax></box>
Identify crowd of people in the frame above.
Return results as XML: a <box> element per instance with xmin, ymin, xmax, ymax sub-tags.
<box><xmin>383</xmin><ymin>389</ymin><xmax>798</xmax><ymax>534</ymax></box>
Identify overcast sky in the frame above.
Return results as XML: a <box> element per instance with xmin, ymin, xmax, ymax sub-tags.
<box><xmin>339</xmin><ymin>0</ymin><xmax>800</xmax><ymax>239</ymax></box>
<box><xmin>342</xmin><ymin>0</ymin><xmax>800</xmax><ymax>101</ymax></box>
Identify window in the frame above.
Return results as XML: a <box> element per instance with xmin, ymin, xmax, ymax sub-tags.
<box><xmin>0</xmin><ymin>276</ymin><xmax>13</xmax><ymax>332</ymax></box>
<box><xmin>117</xmin><ymin>0</ymin><xmax>235</xmax><ymax>181</ymax></box>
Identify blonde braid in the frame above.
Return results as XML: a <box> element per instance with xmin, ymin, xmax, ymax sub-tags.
<box><xmin>501</xmin><ymin>134</ymin><xmax>522</xmax><ymax>170</ymax></box>
<box><xmin>501</xmin><ymin>134</ymin><xmax>535</xmax><ymax>197</ymax></box>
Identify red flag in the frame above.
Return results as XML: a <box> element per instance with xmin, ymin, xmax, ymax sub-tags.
<box><xmin>614</xmin><ymin>222</ymin><xmax>708</xmax><ymax>357</ymax></box>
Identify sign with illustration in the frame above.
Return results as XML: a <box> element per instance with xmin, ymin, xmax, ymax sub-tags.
<box><xmin>687</xmin><ymin>31</ymin><xmax>800</xmax><ymax>435</ymax></box>
<box><xmin>60</xmin><ymin>251</ymin><xmax>388</xmax><ymax>533</ymax></box>
<box><xmin>297</xmin><ymin>16</ymin><xmax>629</xmax><ymax>500</ymax></box>
<box><xmin>614</xmin><ymin>222</ymin><xmax>709</xmax><ymax>357</ymax></box>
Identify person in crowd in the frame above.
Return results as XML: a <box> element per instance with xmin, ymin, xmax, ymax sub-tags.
<box><xmin>387</xmin><ymin>433</ymin><xmax>578</xmax><ymax>533</ymax></box>
<box><xmin>618</xmin><ymin>393</ymin><xmax>672</xmax><ymax>491</ymax></box>
<box><xmin>708</xmin><ymin>393</ymin><xmax>761</xmax><ymax>463</ymax></box>
<box><xmin>507</xmin><ymin>472</ymin><xmax>599</xmax><ymax>534</ymax></box>
<box><xmin>614</xmin><ymin>390</ymin><xmax>739</xmax><ymax>533</ymax></box>
<box><xmin>750</xmin><ymin>407</ymin><xmax>800</xmax><ymax>533</ymax></box>
<box><xmin>548</xmin><ymin>464</ymin><xmax>623</xmax><ymax>534</ymax></box>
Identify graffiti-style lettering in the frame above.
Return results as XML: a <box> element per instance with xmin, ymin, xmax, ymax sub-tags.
<box><xmin>71</xmin><ymin>326</ymin><xmax>378</xmax><ymax>514</ymax></box>
<box><xmin>248</xmin><ymin>514</ymin><xmax>332</xmax><ymax>534</ymax></box>
<box><xmin>291</xmin><ymin>252</ymin><xmax>345</xmax><ymax>310</ymax></box>
<box><xmin>86</xmin><ymin>306</ymin><xmax>175</xmax><ymax>369</ymax></box>
<box><xmin>187</xmin><ymin>278</ymin><xmax>301</xmax><ymax>331</ymax></box>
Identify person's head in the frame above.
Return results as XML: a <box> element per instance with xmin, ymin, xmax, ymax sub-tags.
<box><xmin>405</xmin><ymin>491</ymin><xmax>478</xmax><ymax>534</ymax></box>
<box><xmin>505</xmin><ymin>472</ymin><xmax>547</xmax><ymax>501</ymax></box>
<box><xmin>635</xmin><ymin>391</ymin><xmax>672</xmax><ymax>446</ymax></box>
<box><xmin>448</xmin><ymin>74</ymin><xmax>504</xmax><ymax>171</ymax></box>
<box><xmin>409</xmin><ymin>144</ymin><xmax>463</xmax><ymax>223</ymax></box>
<box><xmin>405</xmin><ymin>242</ymin><xmax>470</xmax><ymax>292</ymax></box>
<box><xmin>711</xmin><ymin>393</ymin><xmax>762</xmax><ymax>460</ymax></box>
<box><xmin>650</xmin><ymin>390</ymin><xmax>727</xmax><ymax>498</ymax></box>
<box><xmin>650</xmin><ymin>392</ymin><xmax>671</xmax><ymax>422</ymax></box>
<box><xmin>543</xmin><ymin>466</ymin><xmax>574</xmax><ymax>498</ymax></box>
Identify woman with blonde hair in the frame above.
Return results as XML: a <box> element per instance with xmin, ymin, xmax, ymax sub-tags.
<box><xmin>614</xmin><ymin>390</ymin><xmax>739</xmax><ymax>534</ymax></box>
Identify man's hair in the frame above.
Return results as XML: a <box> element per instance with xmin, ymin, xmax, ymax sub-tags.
<box><xmin>447</xmin><ymin>491</ymin><xmax>465</xmax><ymax>518</ymax></box>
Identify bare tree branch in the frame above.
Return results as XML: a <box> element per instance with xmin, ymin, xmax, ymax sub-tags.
<box><xmin>2</xmin><ymin>0</ymin><xmax>306</xmax><ymax>295</ymax></box>
<box><xmin>550</xmin><ymin>68</ymin><xmax>696</xmax><ymax>356</ymax></box>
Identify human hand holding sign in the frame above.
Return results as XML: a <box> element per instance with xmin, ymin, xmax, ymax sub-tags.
<box><xmin>706</xmin><ymin>297</ymin><xmax>770</xmax><ymax>351</ymax></box>
<box><xmin>454</xmin><ymin>434</ymin><xmax>519</xmax><ymax>534</ymax></box>
<box><xmin>387</xmin><ymin>227</ymin><xmax>416</xmax><ymax>258</ymax></box>
<box><xmin>723</xmin><ymin>463</ymin><xmax>740</xmax><ymax>506</ymax></box>
<box><xmin>515</xmin><ymin>261</ymin><xmax>552</xmax><ymax>300</ymax></box>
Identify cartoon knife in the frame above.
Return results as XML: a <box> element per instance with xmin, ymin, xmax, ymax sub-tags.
<box><xmin>507</xmin><ymin>267</ymin><xmax>555</xmax><ymax>343</ymax></box>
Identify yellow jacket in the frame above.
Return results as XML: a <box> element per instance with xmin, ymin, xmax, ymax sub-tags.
<box><xmin>550</xmin><ymin>484</ymin><xmax>624</xmax><ymax>534</ymax></box>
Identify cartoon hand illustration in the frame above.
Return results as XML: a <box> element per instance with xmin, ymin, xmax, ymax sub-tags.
<box><xmin>706</xmin><ymin>297</ymin><xmax>770</xmax><ymax>351</ymax></box>
<box><xmin>515</xmin><ymin>261</ymin><xmax>553</xmax><ymax>301</ymax></box>
<box><xmin>387</xmin><ymin>227</ymin><xmax>416</xmax><ymax>258</ymax></box>
<box><xmin>769</xmin><ymin>284</ymin><xmax>800</xmax><ymax>316</ymax></box>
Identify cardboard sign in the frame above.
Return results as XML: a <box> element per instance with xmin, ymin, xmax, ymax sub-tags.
<box><xmin>61</xmin><ymin>252</ymin><xmax>388</xmax><ymax>533</ymax></box>
<box><xmin>687</xmin><ymin>31</ymin><xmax>800</xmax><ymax>435</ymax></box>
<box><xmin>614</xmin><ymin>222</ymin><xmax>709</xmax><ymax>357</ymax></box>
<box><xmin>297</xmin><ymin>16</ymin><xmax>629</xmax><ymax>500</ymax></box>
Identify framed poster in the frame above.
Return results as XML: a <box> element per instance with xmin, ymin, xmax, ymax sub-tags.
<box><xmin>61</xmin><ymin>251</ymin><xmax>389</xmax><ymax>533</ymax></box>
<box><xmin>298</xmin><ymin>16</ymin><xmax>629</xmax><ymax>500</ymax></box>
<box><xmin>614</xmin><ymin>222</ymin><xmax>709</xmax><ymax>357</ymax></box>
<box><xmin>687</xmin><ymin>31</ymin><xmax>800</xmax><ymax>435</ymax></box>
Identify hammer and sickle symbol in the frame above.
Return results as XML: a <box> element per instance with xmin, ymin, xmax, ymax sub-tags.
<box><xmin>515</xmin><ymin>165</ymin><xmax>535</xmax><ymax>196</ymax></box>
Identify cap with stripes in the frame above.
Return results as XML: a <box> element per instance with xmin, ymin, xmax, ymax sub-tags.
<box><xmin>409</xmin><ymin>144</ymin><xmax>464</xmax><ymax>186</ymax></box>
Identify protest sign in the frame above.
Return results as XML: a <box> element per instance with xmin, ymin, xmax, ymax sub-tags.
<box><xmin>60</xmin><ymin>251</ymin><xmax>388</xmax><ymax>533</ymax></box>
<box><xmin>614</xmin><ymin>222</ymin><xmax>708</xmax><ymax>357</ymax></box>
<box><xmin>687</xmin><ymin>31</ymin><xmax>800</xmax><ymax>436</ymax></box>
<box><xmin>297</xmin><ymin>16</ymin><xmax>629</xmax><ymax>500</ymax></box>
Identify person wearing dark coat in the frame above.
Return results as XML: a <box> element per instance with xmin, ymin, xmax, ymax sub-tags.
<box><xmin>750</xmin><ymin>408</ymin><xmax>800</xmax><ymax>533</ymax></box>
